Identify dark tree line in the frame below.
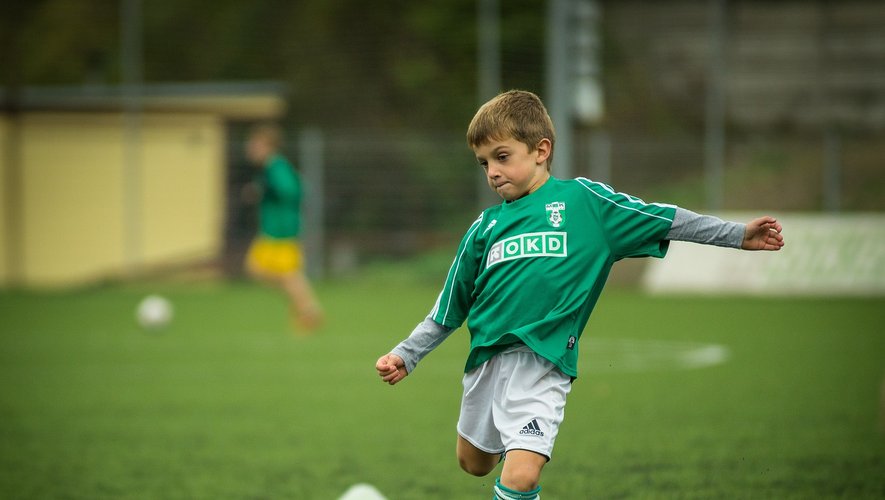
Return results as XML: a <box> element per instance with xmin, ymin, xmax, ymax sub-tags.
<box><xmin>2</xmin><ymin>0</ymin><xmax>547</xmax><ymax>132</ymax></box>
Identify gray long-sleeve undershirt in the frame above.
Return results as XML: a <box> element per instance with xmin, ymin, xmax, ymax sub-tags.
<box><xmin>391</xmin><ymin>317</ymin><xmax>455</xmax><ymax>375</ymax></box>
<box><xmin>667</xmin><ymin>207</ymin><xmax>745</xmax><ymax>249</ymax></box>
<box><xmin>389</xmin><ymin>207</ymin><xmax>745</xmax><ymax>374</ymax></box>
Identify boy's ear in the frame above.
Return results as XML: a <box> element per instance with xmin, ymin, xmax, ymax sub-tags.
<box><xmin>535</xmin><ymin>138</ymin><xmax>552</xmax><ymax>165</ymax></box>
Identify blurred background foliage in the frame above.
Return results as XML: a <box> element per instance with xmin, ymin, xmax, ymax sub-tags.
<box><xmin>2</xmin><ymin>0</ymin><xmax>546</xmax><ymax>131</ymax></box>
<box><xmin>3</xmin><ymin>0</ymin><xmax>884</xmax><ymax>270</ymax></box>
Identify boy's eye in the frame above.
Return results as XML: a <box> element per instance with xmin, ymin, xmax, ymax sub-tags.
<box><xmin>478</xmin><ymin>161</ymin><xmax>488</xmax><ymax>170</ymax></box>
<box><xmin>497</xmin><ymin>154</ymin><xmax>508</xmax><ymax>162</ymax></box>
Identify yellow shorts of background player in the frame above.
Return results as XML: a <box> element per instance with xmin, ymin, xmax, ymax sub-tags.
<box><xmin>246</xmin><ymin>237</ymin><xmax>304</xmax><ymax>276</ymax></box>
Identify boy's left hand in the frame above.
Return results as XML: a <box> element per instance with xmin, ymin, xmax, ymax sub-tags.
<box><xmin>742</xmin><ymin>216</ymin><xmax>784</xmax><ymax>251</ymax></box>
<box><xmin>375</xmin><ymin>353</ymin><xmax>408</xmax><ymax>386</ymax></box>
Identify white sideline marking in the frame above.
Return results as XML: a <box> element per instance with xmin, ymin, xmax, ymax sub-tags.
<box><xmin>583</xmin><ymin>338</ymin><xmax>730</xmax><ymax>373</ymax></box>
<box><xmin>339</xmin><ymin>483</ymin><xmax>388</xmax><ymax>500</ymax></box>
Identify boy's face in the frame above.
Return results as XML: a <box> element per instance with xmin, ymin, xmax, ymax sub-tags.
<box><xmin>473</xmin><ymin>137</ymin><xmax>551</xmax><ymax>202</ymax></box>
<box><xmin>246</xmin><ymin>135</ymin><xmax>273</xmax><ymax>167</ymax></box>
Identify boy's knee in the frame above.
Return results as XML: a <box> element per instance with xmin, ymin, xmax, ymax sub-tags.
<box><xmin>500</xmin><ymin>467</ymin><xmax>541</xmax><ymax>492</ymax></box>
<box><xmin>456</xmin><ymin>436</ymin><xmax>500</xmax><ymax>477</ymax></box>
<box><xmin>458</xmin><ymin>455</ymin><xmax>497</xmax><ymax>477</ymax></box>
<box><xmin>244</xmin><ymin>259</ymin><xmax>265</xmax><ymax>280</ymax></box>
<box><xmin>500</xmin><ymin>451</ymin><xmax>546</xmax><ymax>492</ymax></box>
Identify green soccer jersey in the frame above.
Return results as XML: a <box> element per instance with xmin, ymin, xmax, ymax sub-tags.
<box><xmin>259</xmin><ymin>154</ymin><xmax>302</xmax><ymax>238</ymax></box>
<box><xmin>430</xmin><ymin>177</ymin><xmax>676</xmax><ymax>378</ymax></box>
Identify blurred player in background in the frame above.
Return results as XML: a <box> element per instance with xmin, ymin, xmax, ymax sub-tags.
<box><xmin>376</xmin><ymin>90</ymin><xmax>784</xmax><ymax>499</ymax></box>
<box><xmin>243</xmin><ymin>123</ymin><xmax>323</xmax><ymax>334</ymax></box>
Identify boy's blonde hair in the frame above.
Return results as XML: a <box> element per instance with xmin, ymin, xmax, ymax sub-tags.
<box><xmin>466</xmin><ymin>90</ymin><xmax>556</xmax><ymax>169</ymax></box>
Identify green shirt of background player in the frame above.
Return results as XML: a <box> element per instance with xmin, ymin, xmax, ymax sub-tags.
<box><xmin>259</xmin><ymin>152</ymin><xmax>301</xmax><ymax>239</ymax></box>
<box><xmin>375</xmin><ymin>91</ymin><xmax>784</xmax><ymax>499</ymax></box>
<box><xmin>244</xmin><ymin>124</ymin><xmax>323</xmax><ymax>333</ymax></box>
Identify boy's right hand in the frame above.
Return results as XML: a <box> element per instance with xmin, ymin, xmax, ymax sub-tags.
<box><xmin>376</xmin><ymin>353</ymin><xmax>408</xmax><ymax>385</ymax></box>
<box><xmin>742</xmin><ymin>216</ymin><xmax>784</xmax><ymax>251</ymax></box>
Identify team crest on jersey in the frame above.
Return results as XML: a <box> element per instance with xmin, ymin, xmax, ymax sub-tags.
<box><xmin>545</xmin><ymin>201</ymin><xmax>566</xmax><ymax>228</ymax></box>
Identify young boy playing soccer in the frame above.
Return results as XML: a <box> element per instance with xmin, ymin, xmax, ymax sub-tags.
<box><xmin>375</xmin><ymin>90</ymin><xmax>784</xmax><ymax>499</ymax></box>
<box><xmin>243</xmin><ymin>123</ymin><xmax>323</xmax><ymax>333</ymax></box>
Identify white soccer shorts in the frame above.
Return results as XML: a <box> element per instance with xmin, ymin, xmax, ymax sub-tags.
<box><xmin>457</xmin><ymin>344</ymin><xmax>572</xmax><ymax>460</ymax></box>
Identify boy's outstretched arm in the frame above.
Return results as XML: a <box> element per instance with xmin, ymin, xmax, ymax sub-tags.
<box><xmin>741</xmin><ymin>216</ymin><xmax>784</xmax><ymax>251</ymax></box>
<box><xmin>375</xmin><ymin>316</ymin><xmax>456</xmax><ymax>386</ymax></box>
<box><xmin>667</xmin><ymin>208</ymin><xmax>785</xmax><ymax>250</ymax></box>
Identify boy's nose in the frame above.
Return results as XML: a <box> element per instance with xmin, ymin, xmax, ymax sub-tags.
<box><xmin>486</xmin><ymin>163</ymin><xmax>501</xmax><ymax>178</ymax></box>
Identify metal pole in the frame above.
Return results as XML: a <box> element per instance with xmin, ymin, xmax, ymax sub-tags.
<box><xmin>704</xmin><ymin>0</ymin><xmax>727</xmax><ymax>211</ymax></box>
<box><xmin>822</xmin><ymin>128</ymin><xmax>842</xmax><ymax>212</ymax></box>
<box><xmin>476</xmin><ymin>0</ymin><xmax>501</xmax><ymax>208</ymax></box>
<box><xmin>546</xmin><ymin>0</ymin><xmax>574</xmax><ymax>180</ymax></box>
<box><xmin>574</xmin><ymin>0</ymin><xmax>608</xmax><ymax>182</ymax></box>
<box><xmin>299</xmin><ymin>128</ymin><xmax>325</xmax><ymax>280</ymax></box>
<box><xmin>817</xmin><ymin>0</ymin><xmax>841</xmax><ymax>213</ymax></box>
<box><xmin>1</xmin><ymin>3</ymin><xmax>25</xmax><ymax>284</ymax></box>
<box><xmin>573</xmin><ymin>0</ymin><xmax>603</xmax><ymax>127</ymax></box>
<box><xmin>478</xmin><ymin>0</ymin><xmax>501</xmax><ymax>102</ymax></box>
<box><xmin>121</xmin><ymin>0</ymin><xmax>143</xmax><ymax>272</ymax></box>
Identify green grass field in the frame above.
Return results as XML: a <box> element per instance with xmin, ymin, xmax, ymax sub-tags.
<box><xmin>1</xmin><ymin>259</ymin><xmax>883</xmax><ymax>499</ymax></box>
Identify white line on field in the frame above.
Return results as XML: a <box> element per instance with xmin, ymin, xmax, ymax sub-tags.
<box><xmin>582</xmin><ymin>338</ymin><xmax>730</xmax><ymax>373</ymax></box>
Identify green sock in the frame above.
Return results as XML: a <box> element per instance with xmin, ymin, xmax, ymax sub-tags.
<box><xmin>493</xmin><ymin>478</ymin><xmax>541</xmax><ymax>500</ymax></box>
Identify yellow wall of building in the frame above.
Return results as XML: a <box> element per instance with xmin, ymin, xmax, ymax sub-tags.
<box><xmin>20</xmin><ymin>113</ymin><xmax>128</xmax><ymax>286</ymax></box>
<box><xmin>140</xmin><ymin>114</ymin><xmax>225</xmax><ymax>265</ymax></box>
<box><xmin>4</xmin><ymin>112</ymin><xmax>225</xmax><ymax>287</ymax></box>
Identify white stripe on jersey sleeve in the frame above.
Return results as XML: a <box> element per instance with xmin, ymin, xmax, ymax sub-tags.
<box><xmin>575</xmin><ymin>177</ymin><xmax>675</xmax><ymax>223</ymax></box>
<box><xmin>434</xmin><ymin>212</ymin><xmax>484</xmax><ymax>325</ymax></box>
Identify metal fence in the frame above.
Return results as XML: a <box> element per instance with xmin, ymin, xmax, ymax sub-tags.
<box><xmin>222</xmin><ymin>0</ymin><xmax>885</xmax><ymax>277</ymax></box>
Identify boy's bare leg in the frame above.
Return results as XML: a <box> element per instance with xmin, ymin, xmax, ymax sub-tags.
<box><xmin>244</xmin><ymin>257</ymin><xmax>269</xmax><ymax>282</ymax></box>
<box><xmin>245</xmin><ymin>261</ymin><xmax>323</xmax><ymax>333</ymax></box>
<box><xmin>500</xmin><ymin>449</ymin><xmax>546</xmax><ymax>492</ymax></box>
<box><xmin>457</xmin><ymin>437</ymin><xmax>545</xmax><ymax>495</ymax></box>
<box><xmin>281</xmin><ymin>271</ymin><xmax>323</xmax><ymax>331</ymax></box>
<box><xmin>456</xmin><ymin>435</ymin><xmax>500</xmax><ymax>477</ymax></box>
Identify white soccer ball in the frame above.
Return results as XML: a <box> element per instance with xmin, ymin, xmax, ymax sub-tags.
<box><xmin>136</xmin><ymin>294</ymin><xmax>173</xmax><ymax>330</ymax></box>
<box><xmin>338</xmin><ymin>484</ymin><xmax>388</xmax><ymax>500</ymax></box>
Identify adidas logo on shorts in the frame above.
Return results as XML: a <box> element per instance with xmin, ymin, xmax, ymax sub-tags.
<box><xmin>519</xmin><ymin>418</ymin><xmax>545</xmax><ymax>437</ymax></box>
